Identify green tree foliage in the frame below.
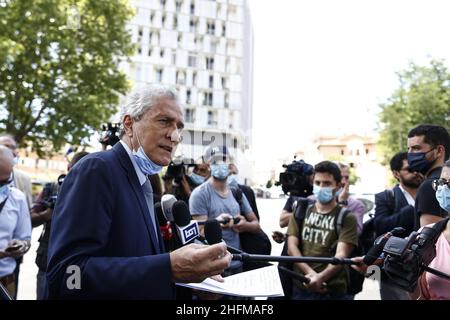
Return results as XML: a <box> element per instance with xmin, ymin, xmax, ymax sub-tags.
<box><xmin>378</xmin><ymin>59</ymin><xmax>450</xmax><ymax>163</ymax></box>
<box><xmin>0</xmin><ymin>0</ymin><xmax>135</xmax><ymax>156</ymax></box>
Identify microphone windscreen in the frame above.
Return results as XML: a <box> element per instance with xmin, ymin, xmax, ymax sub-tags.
<box><xmin>172</xmin><ymin>200</ymin><xmax>191</xmax><ymax>227</ymax></box>
<box><xmin>161</xmin><ymin>194</ymin><xmax>177</xmax><ymax>221</ymax></box>
<box><xmin>154</xmin><ymin>202</ymin><xmax>167</xmax><ymax>226</ymax></box>
<box><xmin>204</xmin><ymin>219</ymin><xmax>223</xmax><ymax>245</ymax></box>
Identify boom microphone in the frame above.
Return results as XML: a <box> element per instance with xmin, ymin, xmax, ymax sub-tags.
<box><xmin>203</xmin><ymin>220</ymin><xmax>242</xmax><ymax>254</ymax></box>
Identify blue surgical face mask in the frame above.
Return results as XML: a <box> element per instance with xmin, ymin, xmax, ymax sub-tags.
<box><xmin>436</xmin><ymin>185</ymin><xmax>450</xmax><ymax>212</ymax></box>
<box><xmin>227</xmin><ymin>174</ymin><xmax>238</xmax><ymax>187</ymax></box>
<box><xmin>407</xmin><ymin>149</ymin><xmax>436</xmax><ymax>175</ymax></box>
<box><xmin>132</xmin><ymin>134</ymin><xmax>163</xmax><ymax>175</ymax></box>
<box><xmin>211</xmin><ymin>163</ymin><xmax>229</xmax><ymax>180</ymax></box>
<box><xmin>313</xmin><ymin>185</ymin><xmax>335</xmax><ymax>204</ymax></box>
<box><xmin>335</xmin><ymin>187</ymin><xmax>343</xmax><ymax>197</ymax></box>
<box><xmin>189</xmin><ymin>173</ymin><xmax>205</xmax><ymax>186</ymax></box>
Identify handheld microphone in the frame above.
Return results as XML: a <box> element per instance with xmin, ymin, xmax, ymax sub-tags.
<box><xmin>172</xmin><ymin>200</ymin><xmax>205</xmax><ymax>245</ymax></box>
<box><xmin>155</xmin><ymin>202</ymin><xmax>173</xmax><ymax>241</ymax></box>
<box><xmin>161</xmin><ymin>194</ymin><xmax>177</xmax><ymax>222</ymax></box>
<box><xmin>203</xmin><ymin>219</ymin><xmax>246</xmax><ymax>254</ymax></box>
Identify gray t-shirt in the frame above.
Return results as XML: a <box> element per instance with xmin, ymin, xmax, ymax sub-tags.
<box><xmin>189</xmin><ymin>181</ymin><xmax>253</xmax><ymax>269</ymax></box>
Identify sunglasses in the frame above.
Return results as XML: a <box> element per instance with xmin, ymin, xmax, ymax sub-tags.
<box><xmin>432</xmin><ymin>178</ymin><xmax>450</xmax><ymax>191</ymax></box>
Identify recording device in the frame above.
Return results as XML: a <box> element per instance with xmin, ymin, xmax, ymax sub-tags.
<box><xmin>172</xmin><ymin>200</ymin><xmax>205</xmax><ymax>245</ymax></box>
<box><xmin>364</xmin><ymin>220</ymin><xmax>450</xmax><ymax>292</ymax></box>
<box><xmin>275</xmin><ymin>157</ymin><xmax>314</xmax><ymax>196</ymax></box>
<box><xmin>41</xmin><ymin>174</ymin><xmax>66</xmax><ymax>209</ymax></box>
<box><xmin>5</xmin><ymin>244</ymin><xmax>22</xmax><ymax>252</ymax></box>
<box><xmin>163</xmin><ymin>157</ymin><xmax>196</xmax><ymax>184</ymax></box>
<box><xmin>99</xmin><ymin>122</ymin><xmax>120</xmax><ymax>147</ymax></box>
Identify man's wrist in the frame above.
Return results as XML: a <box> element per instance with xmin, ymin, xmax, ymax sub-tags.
<box><xmin>338</xmin><ymin>200</ymin><xmax>348</xmax><ymax>206</ymax></box>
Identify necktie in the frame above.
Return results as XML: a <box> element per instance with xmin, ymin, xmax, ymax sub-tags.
<box><xmin>142</xmin><ymin>179</ymin><xmax>159</xmax><ymax>246</ymax></box>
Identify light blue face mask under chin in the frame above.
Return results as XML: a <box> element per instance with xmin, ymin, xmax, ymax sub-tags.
<box><xmin>132</xmin><ymin>135</ymin><xmax>163</xmax><ymax>175</ymax></box>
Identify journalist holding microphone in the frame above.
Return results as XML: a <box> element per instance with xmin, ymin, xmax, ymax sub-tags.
<box><xmin>46</xmin><ymin>85</ymin><xmax>231</xmax><ymax>299</ymax></box>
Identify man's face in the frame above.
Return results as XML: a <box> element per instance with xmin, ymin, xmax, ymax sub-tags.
<box><xmin>313</xmin><ymin>172</ymin><xmax>338</xmax><ymax>190</ymax></box>
<box><xmin>194</xmin><ymin>163</ymin><xmax>211</xmax><ymax>178</ymax></box>
<box><xmin>439</xmin><ymin>166</ymin><xmax>450</xmax><ymax>181</ymax></box>
<box><xmin>407</xmin><ymin>135</ymin><xmax>438</xmax><ymax>162</ymax></box>
<box><xmin>0</xmin><ymin>159</ymin><xmax>13</xmax><ymax>184</ymax></box>
<box><xmin>340</xmin><ymin>167</ymin><xmax>350</xmax><ymax>187</ymax></box>
<box><xmin>395</xmin><ymin>159</ymin><xmax>424</xmax><ymax>188</ymax></box>
<box><xmin>129</xmin><ymin>98</ymin><xmax>184</xmax><ymax>166</ymax></box>
<box><xmin>228</xmin><ymin>163</ymin><xmax>238</xmax><ymax>175</ymax></box>
<box><xmin>0</xmin><ymin>136</ymin><xmax>18</xmax><ymax>158</ymax></box>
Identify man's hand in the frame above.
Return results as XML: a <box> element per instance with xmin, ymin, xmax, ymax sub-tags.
<box><xmin>305</xmin><ymin>271</ymin><xmax>327</xmax><ymax>293</ymax></box>
<box><xmin>272</xmin><ymin>231</ymin><xmax>286</xmax><ymax>244</ymax></box>
<box><xmin>170</xmin><ymin>242</ymin><xmax>231</xmax><ymax>283</ymax></box>
<box><xmin>231</xmin><ymin>214</ymin><xmax>246</xmax><ymax>233</ymax></box>
<box><xmin>216</xmin><ymin>213</ymin><xmax>234</xmax><ymax>228</ymax></box>
<box><xmin>338</xmin><ymin>180</ymin><xmax>350</xmax><ymax>203</ymax></box>
<box><xmin>1</xmin><ymin>239</ymin><xmax>30</xmax><ymax>258</ymax></box>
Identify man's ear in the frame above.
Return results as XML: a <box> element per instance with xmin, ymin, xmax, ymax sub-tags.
<box><xmin>436</xmin><ymin>145</ymin><xmax>446</xmax><ymax>159</ymax></box>
<box><xmin>392</xmin><ymin>170</ymin><xmax>401</xmax><ymax>182</ymax></box>
<box><xmin>123</xmin><ymin>115</ymin><xmax>134</xmax><ymax>137</ymax></box>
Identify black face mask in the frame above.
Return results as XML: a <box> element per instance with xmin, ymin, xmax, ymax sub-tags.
<box><xmin>407</xmin><ymin>148</ymin><xmax>436</xmax><ymax>175</ymax></box>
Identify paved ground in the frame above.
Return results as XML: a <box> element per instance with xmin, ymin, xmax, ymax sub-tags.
<box><xmin>16</xmin><ymin>198</ymin><xmax>380</xmax><ymax>300</ymax></box>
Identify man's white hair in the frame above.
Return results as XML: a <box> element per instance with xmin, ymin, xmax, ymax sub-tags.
<box><xmin>0</xmin><ymin>145</ymin><xmax>14</xmax><ymax>166</ymax></box>
<box><xmin>121</xmin><ymin>84</ymin><xmax>179</xmax><ymax>121</ymax></box>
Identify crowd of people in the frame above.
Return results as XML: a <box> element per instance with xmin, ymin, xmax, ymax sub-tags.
<box><xmin>0</xmin><ymin>84</ymin><xmax>449</xmax><ymax>300</ymax></box>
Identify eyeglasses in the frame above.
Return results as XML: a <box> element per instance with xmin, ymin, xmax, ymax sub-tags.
<box><xmin>432</xmin><ymin>178</ymin><xmax>450</xmax><ymax>191</ymax></box>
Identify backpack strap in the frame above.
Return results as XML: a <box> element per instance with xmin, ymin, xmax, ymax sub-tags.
<box><xmin>432</xmin><ymin>217</ymin><xmax>450</xmax><ymax>235</ymax></box>
<box><xmin>335</xmin><ymin>206</ymin><xmax>350</xmax><ymax>235</ymax></box>
<box><xmin>384</xmin><ymin>188</ymin><xmax>395</xmax><ymax>212</ymax></box>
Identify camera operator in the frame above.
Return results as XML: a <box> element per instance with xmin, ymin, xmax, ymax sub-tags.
<box><xmin>162</xmin><ymin>157</ymin><xmax>197</xmax><ymax>204</ymax></box>
<box><xmin>30</xmin><ymin>151</ymin><xmax>89</xmax><ymax>300</ymax></box>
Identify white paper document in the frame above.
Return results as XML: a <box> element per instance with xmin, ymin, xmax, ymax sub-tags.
<box><xmin>176</xmin><ymin>265</ymin><xmax>284</xmax><ymax>297</ymax></box>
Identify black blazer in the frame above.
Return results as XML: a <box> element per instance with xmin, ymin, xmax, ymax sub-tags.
<box><xmin>373</xmin><ymin>184</ymin><xmax>415</xmax><ymax>237</ymax></box>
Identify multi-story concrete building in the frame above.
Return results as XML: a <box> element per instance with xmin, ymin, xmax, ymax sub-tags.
<box><xmin>121</xmin><ymin>0</ymin><xmax>254</xmax><ymax>183</ymax></box>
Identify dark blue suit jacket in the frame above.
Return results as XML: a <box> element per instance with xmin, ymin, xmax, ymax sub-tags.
<box><xmin>373</xmin><ymin>184</ymin><xmax>415</xmax><ymax>237</ymax></box>
<box><xmin>47</xmin><ymin>143</ymin><xmax>175</xmax><ymax>299</ymax></box>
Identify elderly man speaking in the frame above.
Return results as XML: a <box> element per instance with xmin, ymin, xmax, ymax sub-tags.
<box><xmin>47</xmin><ymin>85</ymin><xmax>231</xmax><ymax>299</ymax></box>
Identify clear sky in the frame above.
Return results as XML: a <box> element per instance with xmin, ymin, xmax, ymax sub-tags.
<box><xmin>247</xmin><ymin>0</ymin><xmax>450</xmax><ymax>170</ymax></box>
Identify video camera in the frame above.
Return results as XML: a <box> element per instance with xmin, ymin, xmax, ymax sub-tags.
<box><xmin>99</xmin><ymin>123</ymin><xmax>120</xmax><ymax>147</ymax></box>
<box><xmin>163</xmin><ymin>157</ymin><xmax>196</xmax><ymax>184</ymax></box>
<box><xmin>41</xmin><ymin>174</ymin><xmax>66</xmax><ymax>209</ymax></box>
<box><xmin>276</xmin><ymin>158</ymin><xmax>314</xmax><ymax>197</ymax></box>
<box><xmin>365</xmin><ymin>219</ymin><xmax>450</xmax><ymax>292</ymax></box>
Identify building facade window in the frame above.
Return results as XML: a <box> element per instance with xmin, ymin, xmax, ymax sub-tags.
<box><xmin>207</xmin><ymin>110</ymin><xmax>217</xmax><ymax>126</ymax></box>
<box><xmin>206</xmin><ymin>57</ymin><xmax>214</xmax><ymax>70</ymax></box>
<box><xmin>155</xmin><ymin>68</ymin><xmax>163</xmax><ymax>82</ymax></box>
<box><xmin>186</xmin><ymin>89</ymin><xmax>191</xmax><ymax>104</ymax></box>
<box><xmin>188</xmin><ymin>53</ymin><xmax>197</xmax><ymax>67</ymax></box>
<box><xmin>209</xmin><ymin>75</ymin><xmax>214</xmax><ymax>88</ymax></box>
<box><xmin>207</xmin><ymin>20</ymin><xmax>215</xmax><ymax>35</ymax></box>
<box><xmin>203</xmin><ymin>92</ymin><xmax>213</xmax><ymax>106</ymax></box>
<box><xmin>185</xmin><ymin>109</ymin><xmax>195</xmax><ymax>123</ymax></box>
